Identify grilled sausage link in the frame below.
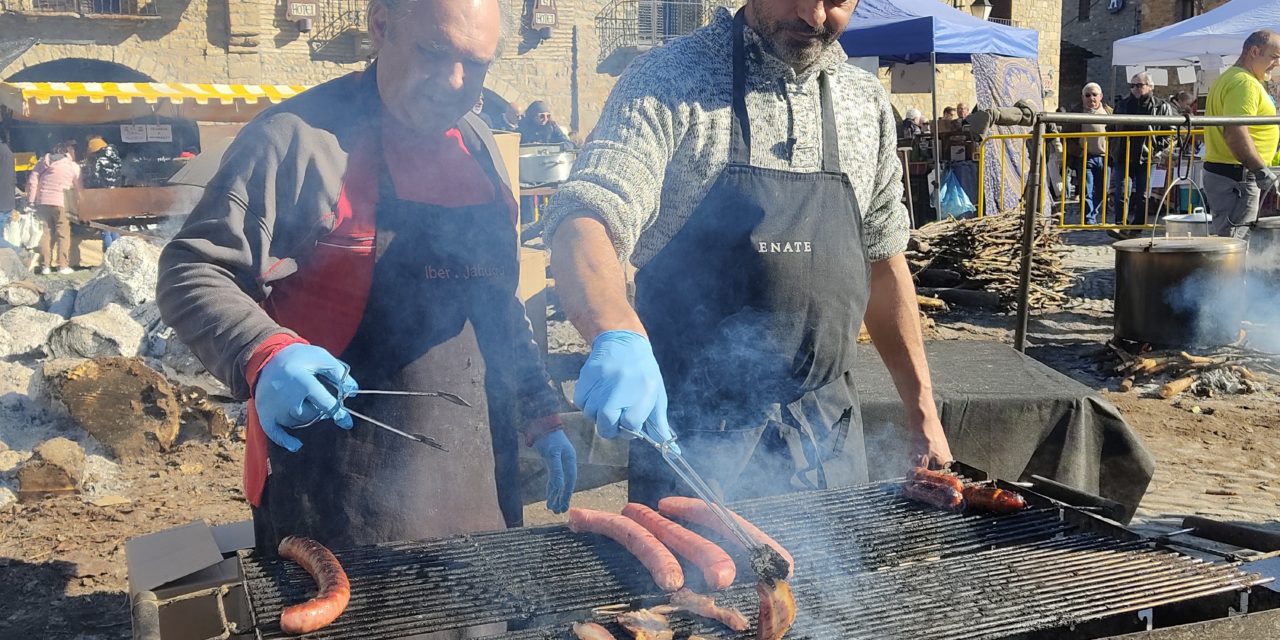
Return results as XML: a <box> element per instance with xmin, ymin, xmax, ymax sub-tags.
<box><xmin>277</xmin><ymin>535</ymin><xmax>351</xmax><ymax>635</ymax></box>
<box><xmin>657</xmin><ymin>497</ymin><xmax>794</xmax><ymax>579</ymax></box>
<box><xmin>623</xmin><ymin>503</ymin><xmax>736</xmax><ymax>590</ymax></box>
<box><xmin>573</xmin><ymin>621</ymin><xmax>619</xmax><ymax>640</ymax></box>
<box><xmin>962</xmin><ymin>485</ymin><xmax>1028</xmax><ymax>513</ymax></box>
<box><xmin>570</xmin><ymin>507</ymin><xmax>685</xmax><ymax>592</ymax></box>
<box><xmin>909</xmin><ymin>466</ymin><xmax>965</xmax><ymax>492</ymax></box>
<box><xmin>902</xmin><ymin>479</ymin><xmax>965</xmax><ymax>510</ymax></box>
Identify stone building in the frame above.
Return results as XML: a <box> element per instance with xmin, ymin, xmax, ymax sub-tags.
<box><xmin>0</xmin><ymin>0</ymin><xmax>661</xmax><ymax>137</ymax></box>
<box><xmin>883</xmin><ymin>0</ymin><xmax>1064</xmax><ymax>120</ymax></box>
<box><xmin>1059</xmin><ymin>0</ymin><xmax>1231</xmax><ymax>109</ymax></box>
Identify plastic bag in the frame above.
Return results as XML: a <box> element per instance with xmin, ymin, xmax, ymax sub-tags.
<box><xmin>3</xmin><ymin>208</ymin><xmax>45</xmax><ymax>250</ymax></box>
<box><xmin>938</xmin><ymin>170</ymin><xmax>976</xmax><ymax>219</ymax></box>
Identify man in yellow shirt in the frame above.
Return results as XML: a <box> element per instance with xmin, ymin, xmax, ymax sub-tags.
<box><xmin>1204</xmin><ymin>30</ymin><xmax>1280</xmax><ymax>238</ymax></box>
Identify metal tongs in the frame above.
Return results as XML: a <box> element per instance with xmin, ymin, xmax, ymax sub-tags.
<box><xmin>306</xmin><ymin>379</ymin><xmax>465</xmax><ymax>451</ymax></box>
<box><xmin>621</xmin><ymin>421</ymin><xmax>792</xmax><ymax>582</ymax></box>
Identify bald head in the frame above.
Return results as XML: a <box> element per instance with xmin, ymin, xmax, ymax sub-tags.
<box><xmin>1240</xmin><ymin>29</ymin><xmax>1280</xmax><ymax>80</ymax></box>
<box><xmin>368</xmin><ymin>0</ymin><xmax>503</xmax><ymax>134</ymax></box>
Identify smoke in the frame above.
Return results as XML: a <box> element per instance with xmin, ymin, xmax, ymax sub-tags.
<box><xmin>1159</xmin><ymin>237</ymin><xmax>1280</xmax><ymax>352</ymax></box>
<box><xmin>1162</xmin><ymin>267</ymin><xmax>1246</xmax><ymax>349</ymax></box>
<box><xmin>1245</xmin><ymin>239</ymin><xmax>1280</xmax><ymax>354</ymax></box>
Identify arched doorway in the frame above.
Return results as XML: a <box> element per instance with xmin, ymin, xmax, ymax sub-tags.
<box><xmin>6</xmin><ymin>58</ymin><xmax>154</xmax><ymax>83</ymax></box>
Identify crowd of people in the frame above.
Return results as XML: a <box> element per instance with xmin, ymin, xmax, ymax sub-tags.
<box><xmin>0</xmin><ymin>134</ymin><xmax>124</xmax><ymax>274</ymax></box>
<box><xmin>1061</xmin><ymin>29</ymin><xmax>1278</xmax><ymax>238</ymax></box>
<box><xmin>473</xmin><ymin>95</ymin><xmax>575</xmax><ymax>146</ymax></box>
<box><xmin>898</xmin><ymin>101</ymin><xmax>972</xmax><ymax>140</ymax></box>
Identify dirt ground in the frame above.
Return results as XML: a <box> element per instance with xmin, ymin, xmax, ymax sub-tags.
<box><xmin>3</xmin><ymin>231</ymin><xmax>1279</xmax><ymax>639</ymax></box>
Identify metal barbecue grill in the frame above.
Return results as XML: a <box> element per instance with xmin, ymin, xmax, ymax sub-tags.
<box><xmin>223</xmin><ymin>475</ymin><xmax>1276</xmax><ymax>640</ymax></box>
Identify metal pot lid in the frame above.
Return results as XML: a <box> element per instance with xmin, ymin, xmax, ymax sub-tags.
<box><xmin>1255</xmin><ymin>217</ymin><xmax>1280</xmax><ymax>229</ymax></box>
<box><xmin>1113</xmin><ymin>236</ymin><xmax>1247</xmax><ymax>253</ymax></box>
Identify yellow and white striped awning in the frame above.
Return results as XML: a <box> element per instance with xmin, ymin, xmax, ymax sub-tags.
<box><xmin>0</xmin><ymin>81</ymin><xmax>311</xmax><ymax>124</ymax></box>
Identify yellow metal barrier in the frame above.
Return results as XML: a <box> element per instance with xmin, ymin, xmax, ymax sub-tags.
<box><xmin>974</xmin><ymin>129</ymin><xmax>1204</xmax><ymax>230</ymax></box>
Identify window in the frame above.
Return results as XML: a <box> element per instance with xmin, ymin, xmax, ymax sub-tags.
<box><xmin>1179</xmin><ymin>0</ymin><xmax>1198</xmax><ymax>21</ymax></box>
<box><xmin>1078</xmin><ymin>0</ymin><xmax>1091</xmax><ymax>22</ymax></box>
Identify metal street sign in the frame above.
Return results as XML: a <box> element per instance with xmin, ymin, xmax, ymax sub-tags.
<box><xmin>286</xmin><ymin>1</ymin><xmax>318</xmax><ymax>20</ymax></box>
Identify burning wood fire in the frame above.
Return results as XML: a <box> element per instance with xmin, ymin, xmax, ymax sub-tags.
<box><xmin>1106</xmin><ymin>338</ymin><xmax>1279</xmax><ymax>399</ymax></box>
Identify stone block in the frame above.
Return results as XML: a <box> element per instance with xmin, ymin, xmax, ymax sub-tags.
<box><xmin>0</xmin><ymin>306</ymin><xmax>64</xmax><ymax>357</ymax></box>
<box><xmin>73</xmin><ymin>236</ymin><xmax>162</xmax><ymax>315</ymax></box>
<box><xmin>45</xmin><ymin>287</ymin><xmax>77</xmax><ymax>319</ymax></box>
<box><xmin>0</xmin><ymin>282</ymin><xmax>42</xmax><ymax>307</ymax></box>
<box><xmin>16</xmin><ymin>437</ymin><xmax>85</xmax><ymax>499</ymax></box>
<box><xmin>47</xmin><ymin>303</ymin><xmax>145</xmax><ymax>360</ymax></box>
<box><xmin>40</xmin><ymin>357</ymin><xmax>182</xmax><ymax>460</ymax></box>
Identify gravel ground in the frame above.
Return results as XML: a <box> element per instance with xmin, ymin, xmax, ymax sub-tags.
<box><xmin>3</xmin><ymin>230</ymin><xmax>1279</xmax><ymax>639</ymax></box>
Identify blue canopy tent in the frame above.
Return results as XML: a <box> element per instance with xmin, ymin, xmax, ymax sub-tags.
<box><xmin>839</xmin><ymin>0</ymin><xmax>1039</xmax><ymax>213</ymax></box>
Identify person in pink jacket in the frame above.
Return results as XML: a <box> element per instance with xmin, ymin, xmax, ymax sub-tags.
<box><xmin>26</xmin><ymin>141</ymin><xmax>81</xmax><ymax>274</ymax></box>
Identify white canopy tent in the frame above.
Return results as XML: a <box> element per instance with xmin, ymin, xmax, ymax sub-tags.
<box><xmin>1112</xmin><ymin>0</ymin><xmax>1280</xmax><ymax>68</ymax></box>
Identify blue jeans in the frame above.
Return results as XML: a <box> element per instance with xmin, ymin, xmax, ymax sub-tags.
<box><xmin>1082</xmin><ymin>155</ymin><xmax>1106</xmax><ymax>225</ymax></box>
<box><xmin>1110</xmin><ymin>163</ymin><xmax>1150</xmax><ymax>225</ymax></box>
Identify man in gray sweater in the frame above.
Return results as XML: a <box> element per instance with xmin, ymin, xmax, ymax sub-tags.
<box><xmin>545</xmin><ymin>0</ymin><xmax>952</xmax><ymax>506</ymax></box>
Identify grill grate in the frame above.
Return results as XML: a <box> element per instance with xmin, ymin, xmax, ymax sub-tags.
<box><xmin>241</xmin><ymin>481</ymin><xmax>1268</xmax><ymax>640</ymax></box>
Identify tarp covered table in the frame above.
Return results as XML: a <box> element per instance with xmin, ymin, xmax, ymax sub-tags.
<box><xmin>858</xmin><ymin>340</ymin><xmax>1153</xmax><ymax>521</ymax></box>
<box><xmin>528</xmin><ymin>341</ymin><xmax>1154</xmax><ymax>523</ymax></box>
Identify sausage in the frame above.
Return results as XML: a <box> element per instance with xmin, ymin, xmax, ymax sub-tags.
<box><xmin>902</xmin><ymin>480</ymin><xmax>965</xmax><ymax>510</ymax></box>
<box><xmin>755</xmin><ymin>579</ymin><xmax>797</xmax><ymax>640</ymax></box>
<box><xmin>657</xmin><ymin>497</ymin><xmax>794</xmax><ymax>579</ymax></box>
<box><xmin>572</xmin><ymin>621</ymin><xmax>619</xmax><ymax>640</ymax></box>
<box><xmin>909</xmin><ymin>466</ymin><xmax>964</xmax><ymax>492</ymax></box>
<box><xmin>569</xmin><ymin>507</ymin><xmax>685</xmax><ymax>592</ymax></box>
<box><xmin>277</xmin><ymin>535</ymin><xmax>351</xmax><ymax>635</ymax></box>
<box><xmin>962</xmin><ymin>485</ymin><xmax>1028</xmax><ymax>513</ymax></box>
<box><xmin>622</xmin><ymin>503</ymin><xmax>736</xmax><ymax>590</ymax></box>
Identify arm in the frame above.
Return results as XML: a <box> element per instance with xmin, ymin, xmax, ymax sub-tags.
<box><xmin>545</xmin><ymin>61</ymin><xmax>680</xmax><ymax>340</ymax></box>
<box><xmin>862</xmin><ymin>83</ymin><xmax>952</xmax><ymax>468</ymax></box>
<box><xmin>27</xmin><ymin>164</ymin><xmax>39</xmax><ymax>200</ymax></box>
<box><xmin>156</xmin><ymin>118</ymin><xmax>323</xmax><ymax>399</ymax></box>
<box><xmin>550</xmin><ymin>216</ymin><xmax>645</xmax><ymax>341</ymax></box>
<box><xmin>864</xmin><ymin>255</ymin><xmax>951</xmax><ymax>467</ymax></box>
<box><xmin>544</xmin><ymin>59</ymin><xmax>681</xmax><ymax>441</ymax></box>
<box><xmin>1224</xmin><ymin>125</ymin><xmax>1267</xmax><ymax>169</ymax></box>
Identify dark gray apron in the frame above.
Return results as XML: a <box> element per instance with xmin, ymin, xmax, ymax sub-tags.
<box><xmin>629</xmin><ymin>10</ymin><xmax>872</xmax><ymax>506</ymax></box>
<box><xmin>254</xmin><ymin>119</ymin><xmax>516</xmax><ymax>556</ymax></box>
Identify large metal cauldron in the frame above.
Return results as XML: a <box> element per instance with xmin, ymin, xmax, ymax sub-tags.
<box><xmin>1113</xmin><ymin>237</ymin><xmax>1247</xmax><ymax>347</ymax></box>
<box><xmin>1250</xmin><ymin>217</ymin><xmax>1280</xmax><ymax>271</ymax></box>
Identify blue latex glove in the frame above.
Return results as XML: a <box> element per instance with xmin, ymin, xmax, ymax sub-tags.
<box><xmin>533</xmin><ymin>430</ymin><xmax>577</xmax><ymax>513</ymax></box>
<box><xmin>254</xmin><ymin>343</ymin><xmax>359</xmax><ymax>452</ymax></box>
<box><xmin>574</xmin><ymin>330</ymin><xmax>677</xmax><ymax>451</ymax></box>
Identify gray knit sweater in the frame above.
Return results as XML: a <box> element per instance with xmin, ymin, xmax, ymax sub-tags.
<box><xmin>544</xmin><ymin>8</ymin><xmax>909</xmax><ymax>267</ymax></box>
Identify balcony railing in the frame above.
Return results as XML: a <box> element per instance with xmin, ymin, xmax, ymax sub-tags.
<box><xmin>596</xmin><ymin>0</ymin><xmax>732</xmax><ymax>67</ymax></box>
<box><xmin>3</xmin><ymin>0</ymin><xmax>159</xmax><ymax>17</ymax></box>
<box><xmin>308</xmin><ymin>0</ymin><xmax>369</xmax><ymax>60</ymax></box>
<box><xmin>989</xmin><ymin>17</ymin><xmax>1015</xmax><ymax>26</ymax></box>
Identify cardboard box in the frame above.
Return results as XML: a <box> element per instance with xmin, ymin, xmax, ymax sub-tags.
<box><xmin>126</xmin><ymin>520</ymin><xmax>254</xmax><ymax>640</ymax></box>
<box><xmin>493</xmin><ymin>131</ymin><xmax>522</xmax><ymax>218</ymax></box>
<box><xmin>519</xmin><ymin>247</ymin><xmax>549</xmax><ymax>353</ymax></box>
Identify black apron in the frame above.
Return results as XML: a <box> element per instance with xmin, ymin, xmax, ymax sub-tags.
<box><xmin>629</xmin><ymin>10</ymin><xmax>872</xmax><ymax>506</ymax></box>
<box><xmin>255</xmin><ymin>118</ymin><xmax>517</xmax><ymax>555</ymax></box>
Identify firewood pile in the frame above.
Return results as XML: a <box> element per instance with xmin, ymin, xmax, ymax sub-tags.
<box><xmin>907</xmin><ymin>215</ymin><xmax>1074</xmax><ymax>311</ymax></box>
<box><xmin>1106</xmin><ymin>338</ymin><xmax>1280</xmax><ymax>399</ymax></box>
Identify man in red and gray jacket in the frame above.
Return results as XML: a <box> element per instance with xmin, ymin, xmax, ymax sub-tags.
<box><xmin>157</xmin><ymin>0</ymin><xmax>575</xmax><ymax>552</ymax></box>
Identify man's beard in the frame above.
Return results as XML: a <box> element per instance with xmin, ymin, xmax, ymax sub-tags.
<box><xmin>755</xmin><ymin>17</ymin><xmax>838</xmax><ymax>69</ymax></box>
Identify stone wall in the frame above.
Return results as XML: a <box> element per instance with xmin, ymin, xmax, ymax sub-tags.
<box><xmin>886</xmin><ymin>0</ymin><xmax>1064</xmax><ymax>123</ymax></box>
<box><xmin>0</xmin><ymin>0</ymin><xmax>619</xmax><ymax>135</ymax></box>
<box><xmin>1140</xmin><ymin>0</ymin><xmax>1230</xmax><ymax>32</ymax></box>
<box><xmin>1059</xmin><ymin>0</ymin><xmax>1141</xmax><ymax>109</ymax></box>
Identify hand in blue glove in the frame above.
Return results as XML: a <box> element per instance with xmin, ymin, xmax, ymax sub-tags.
<box><xmin>574</xmin><ymin>330</ymin><xmax>677</xmax><ymax>450</ymax></box>
<box><xmin>254</xmin><ymin>343</ymin><xmax>359</xmax><ymax>452</ymax></box>
<box><xmin>533</xmin><ymin>430</ymin><xmax>577</xmax><ymax>513</ymax></box>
